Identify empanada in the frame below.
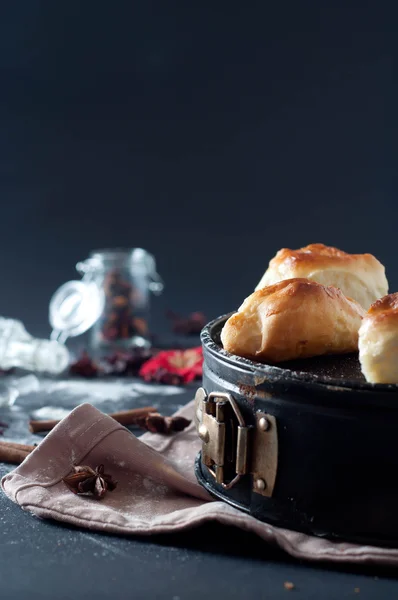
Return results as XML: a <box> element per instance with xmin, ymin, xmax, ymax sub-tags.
<box><xmin>255</xmin><ymin>243</ymin><xmax>388</xmax><ymax>309</ymax></box>
<box><xmin>221</xmin><ymin>278</ymin><xmax>365</xmax><ymax>363</ymax></box>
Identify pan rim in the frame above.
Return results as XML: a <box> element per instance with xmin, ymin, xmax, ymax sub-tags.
<box><xmin>201</xmin><ymin>313</ymin><xmax>398</xmax><ymax>393</ymax></box>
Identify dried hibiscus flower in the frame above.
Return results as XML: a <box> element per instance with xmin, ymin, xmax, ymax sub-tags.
<box><xmin>103</xmin><ymin>348</ymin><xmax>154</xmax><ymax>376</ymax></box>
<box><xmin>69</xmin><ymin>351</ymin><xmax>99</xmax><ymax>378</ymax></box>
<box><xmin>69</xmin><ymin>348</ymin><xmax>155</xmax><ymax>378</ymax></box>
<box><xmin>139</xmin><ymin>347</ymin><xmax>203</xmax><ymax>385</ymax></box>
<box><xmin>166</xmin><ymin>310</ymin><xmax>207</xmax><ymax>335</ymax></box>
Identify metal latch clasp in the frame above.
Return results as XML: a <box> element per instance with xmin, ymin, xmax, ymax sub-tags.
<box><xmin>194</xmin><ymin>387</ymin><xmax>278</xmax><ymax>496</ymax></box>
<box><xmin>195</xmin><ymin>388</ymin><xmax>248</xmax><ymax>489</ymax></box>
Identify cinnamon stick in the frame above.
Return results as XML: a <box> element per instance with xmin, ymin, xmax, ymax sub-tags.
<box><xmin>28</xmin><ymin>419</ymin><xmax>61</xmax><ymax>434</ymax></box>
<box><xmin>29</xmin><ymin>406</ymin><xmax>157</xmax><ymax>434</ymax></box>
<box><xmin>28</xmin><ymin>419</ymin><xmax>60</xmax><ymax>434</ymax></box>
<box><xmin>0</xmin><ymin>441</ymin><xmax>35</xmax><ymax>453</ymax></box>
<box><xmin>109</xmin><ymin>407</ymin><xmax>157</xmax><ymax>427</ymax></box>
<box><xmin>0</xmin><ymin>441</ymin><xmax>34</xmax><ymax>464</ymax></box>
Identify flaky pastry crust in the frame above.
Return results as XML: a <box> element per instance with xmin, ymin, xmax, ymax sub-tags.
<box><xmin>255</xmin><ymin>243</ymin><xmax>388</xmax><ymax>309</ymax></box>
<box><xmin>221</xmin><ymin>278</ymin><xmax>365</xmax><ymax>363</ymax></box>
<box><xmin>359</xmin><ymin>293</ymin><xmax>398</xmax><ymax>383</ymax></box>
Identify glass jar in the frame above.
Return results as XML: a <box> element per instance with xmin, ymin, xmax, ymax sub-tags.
<box><xmin>49</xmin><ymin>248</ymin><xmax>163</xmax><ymax>353</ymax></box>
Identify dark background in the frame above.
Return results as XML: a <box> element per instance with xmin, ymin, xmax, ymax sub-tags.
<box><xmin>0</xmin><ymin>1</ymin><xmax>394</xmax><ymax>338</ymax></box>
<box><xmin>0</xmin><ymin>3</ymin><xmax>396</xmax><ymax>598</ymax></box>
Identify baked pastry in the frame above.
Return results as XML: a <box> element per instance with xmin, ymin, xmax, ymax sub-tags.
<box><xmin>221</xmin><ymin>278</ymin><xmax>365</xmax><ymax>363</ymax></box>
<box><xmin>359</xmin><ymin>293</ymin><xmax>398</xmax><ymax>384</ymax></box>
<box><xmin>255</xmin><ymin>243</ymin><xmax>388</xmax><ymax>309</ymax></box>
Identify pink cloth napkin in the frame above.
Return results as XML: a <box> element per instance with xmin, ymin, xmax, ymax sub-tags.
<box><xmin>3</xmin><ymin>400</ymin><xmax>398</xmax><ymax>567</ymax></box>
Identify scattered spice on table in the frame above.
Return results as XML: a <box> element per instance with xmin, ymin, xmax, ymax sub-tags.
<box><xmin>284</xmin><ymin>582</ymin><xmax>295</xmax><ymax>591</ymax></box>
<box><xmin>28</xmin><ymin>406</ymin><xmax>189</xmax><ymax>436</ymax></box>
<box><xmin>63</xmin><ymin>464</ymin><xmax>117</xmax><ymax>499</ymax></box>
<box><xmin>140</xmin><ymin>367</ymin><xmax>185</xmax><ymax>386</ymax></box>
<box><xmin>166</xmin><ymin>310</ymin><xmax>207</xmax><ymax>335</ymax></box>
<box><xmin>103</xmin><ymin>348</ymin><xmax>154</xmax><ymax>376</ymax></box>
<box><xmin>69</xmin><ymin>351</ymin><xmax>99</xmax><ymax>378</ymax></box>
<box><xmin>139</xmin><ymin>347</ymin><xmax>203</xmax><ymax>384</ymax></box>
<box><xmin>0</xmin><ymin>407</ymin><xmax>191</xmax><ymax>465</ymax></box>
<box><xmin>0</xmin><ymin>419</ymin><xmax>9</xmax><ymax>436</ymax></box>
<box><xmin>69</xmin><ymin>348</ymin><xmax>154</xmax><ymax>379</ymax></box>
<box><xmin>135</xmin><ymin>412</ymin><xmax>191</xmax><ymax>435</ymax></box>
<box><xmin>29</xmin><ymin>406</ymin><xmax>157</xmax><ymax>434</ymax></box>
<box><xmin>107</xmin><ymin>407</ymin><xmax>158</xmax><ymax>427</ymax></box>
<box><xmin>69</xmin><ymin>346</ymin><xmax>203</xmax><ymax>385</ymax></box>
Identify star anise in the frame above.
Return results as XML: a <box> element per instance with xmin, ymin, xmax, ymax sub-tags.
<box><xmin>62</xmin><ymin>464</ymin><xmax>117</xmax><ymax>499</ymax></box>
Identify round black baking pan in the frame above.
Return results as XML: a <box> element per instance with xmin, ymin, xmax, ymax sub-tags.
<box><xmin>195</xmin><ymin>313</ymin><xmax>398</xmax><ymax>547</ymax></box>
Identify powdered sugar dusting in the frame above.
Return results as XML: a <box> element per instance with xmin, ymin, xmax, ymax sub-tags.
<box><xmin>39</xmin><ymin>379</ymin><xmax>185</xmax><ymax>403</ymax></box>
<box><xmin>31</xmin><ymin>406</ymin><xmax>70</xmax><ymax>420</ymax></box>
<box><xmin>142</xmin><ymin>477</ymin><xmax>169</xmax><ymax>497</ymax></box>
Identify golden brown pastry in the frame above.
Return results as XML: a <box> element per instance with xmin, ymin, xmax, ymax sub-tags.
<box><xmin>221</xmin><ymin>278</ymin><xmax>365</xmax><ymax>363</ymax></box>
<box><xmin>255</xmin><ymin>243</ymin><xmax>388</xmax><ymax>309</ymax></box>
<box><xmin>359</xmin><ymin>293</ymin><xmax>398</xmax><ymax>384</ymax></box>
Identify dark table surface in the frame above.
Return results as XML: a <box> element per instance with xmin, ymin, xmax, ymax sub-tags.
<box><xmin>0</xmin><ymin>370</ymin><xmax>398</xmax><ymax>600</ymax></box>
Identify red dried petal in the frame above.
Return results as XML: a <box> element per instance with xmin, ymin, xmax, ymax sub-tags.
<box><xmin>139</xmin><ymin>348</ymin><xmax>203</xmax><ymax>384</ymax></box>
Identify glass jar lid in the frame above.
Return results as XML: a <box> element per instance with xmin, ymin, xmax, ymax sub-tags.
<box><xmin>49</xmin><ymin>280</ymin><xmax>105</xmax><ymax>344</ymax></box>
